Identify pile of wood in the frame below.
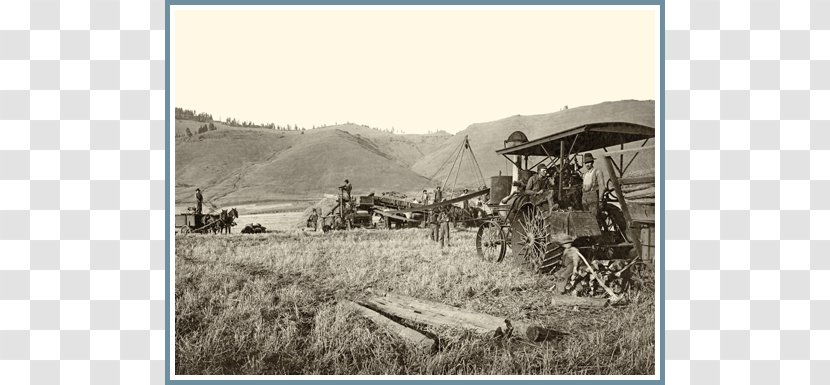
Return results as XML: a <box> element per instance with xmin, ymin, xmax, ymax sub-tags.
<box><xmin>343</xmin><ymin>291</ymin><xmax>608</xmax><ymax>351</ymax></box>
<box><xmin>620</xmin><ymin>174</ymin><xmax>656</xmax><ymax>205</ymax></box>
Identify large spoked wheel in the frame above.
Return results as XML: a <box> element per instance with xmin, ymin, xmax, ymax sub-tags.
<box><xmin>476</xmin><ymin>221</ymin><xmax>506</xmax><ymax>262</ymax></box>
<box><xmin>511</xmin><ymin>205</ymin><xmax>551</xmax><ymax>270</ymax></box>
<box><xmin>179</xmin><ymin>226</ymin><xmax>191</xmax><ymax>235</ymax></box>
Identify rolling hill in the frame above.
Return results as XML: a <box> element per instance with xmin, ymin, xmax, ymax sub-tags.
<box><xmin>174</xmin><ymin>99</ymin><xmax>655</xmax><ymax>206</ymax></box>
<box><xmin>174</xmin><ymin>122</ymin><xmax>449</xmax><ymax>206</ymax></box>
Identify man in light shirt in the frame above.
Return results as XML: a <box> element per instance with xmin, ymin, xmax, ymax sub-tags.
<box><xmin>581</xmin><ymin>153</ymin><xmax>605</xmax><ymax>217</ymax></box>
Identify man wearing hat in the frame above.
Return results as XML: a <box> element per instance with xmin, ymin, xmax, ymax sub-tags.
<box><xmin>581</xmin><ymin>153</ymin><xmax>605</xmax><ymax>217</ymax></box>
<box><xmin>195</xmin><ymin>188</ymin><xmax>203</xmax><ymax>215</ymax></box>
<box><xmin>525</xmin><ymin>164</ymin><xmax>549</xmax><ymax>195</ymax></box>
<box><xmin>195</xmin><ymin>188</ymin><xmax>203</xmax><ymax>227</ymax></box>
<box><xmin>526</xmin><ymin>164</ymin><xmax>557</xmax><ymax>212</ymax></box>
<box><xmin>339</xmin><ymin>179</ymin><xmax>353</xmax><ymax>201</ymax></box>
<box><xmin>438</xmin><ymin>207</ymin><xmax>452</xmax><ymax>248</ymax></box>
<box><xmin>429</xmin><ymin>208</ymin><xmax>440</xmax><ymax>242</ymax></box>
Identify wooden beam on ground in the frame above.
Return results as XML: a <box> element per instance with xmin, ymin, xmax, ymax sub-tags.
<box><xmin>342</xmin><ymin>300</ymin><xmax>435</xmax><ymax>351</ymax></box>
<box><xmin>360</xmin><ymin>291</ymin><xmax>567</xmax><ymax>342</ymax></box>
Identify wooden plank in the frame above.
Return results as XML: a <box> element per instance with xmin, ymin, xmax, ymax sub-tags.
<box><xmin>619</xmin><ymin>175</ymin><xmax>654</xmax><ymax>185</ymax></box>
<box><xmin>602</xmin><ymin>154</ymin><xmax>642</xmax><ymax>259</ymax></box>
<box><xmin>358</xmin><ymin>296</ymin><xmax>488</xmax><ymax>331</ymax></box>
<box><xmin>625</xmin><ymin>189</ymin><xmax>655</xmax><ymax>199</ymax></box>
<box><xmin>342</xmin><ymin>301</ymin><xmax>435</xmax><ymax>351</ymax></box>
<box><xmin>373</xmin><ymin>210</ymin><xmax>421</xmax><ymax>223</ymax></box>
<box><xmin>621</xmin><ymin>184</ymin><xmax>653</xmax><ymax>194</ymax></box>
<box><xmin>383</xmin><ymin>292</ymin><xmax>518</xmax><ymax>331</ymax></box>
<box><xmin>362</xmin><ymin>291</ymin><xmax>567</xmax><ymax>341</ymax></box>
<box><xmin>385</xmin><ymin>188</ymin><xmax>490</xmax><ymax>214</ymax></box>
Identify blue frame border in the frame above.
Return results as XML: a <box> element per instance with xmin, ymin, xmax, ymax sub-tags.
<box><xmin>165</xmin><ymin>1</ymin><xmax>666</xmax><ymax>383</ymax></box>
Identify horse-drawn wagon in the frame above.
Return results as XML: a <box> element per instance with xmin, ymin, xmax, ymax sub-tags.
<box><xmin>475</xmin><ymin>121</ymin><xmax>656</xmax><ymax>297</ymax></box>
<box><xmin>175</xmin><ymin>208</ymin><xmax>239</xmax><ymax>234</ymax></box>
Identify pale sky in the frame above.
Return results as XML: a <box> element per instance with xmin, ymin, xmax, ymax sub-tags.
<box><xmin>173</xmin><ymin>7</ymin><xmax>657</xmax><ymax>134</ymax></box>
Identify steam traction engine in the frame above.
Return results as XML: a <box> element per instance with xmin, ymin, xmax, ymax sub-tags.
<box><xmin>475</xmin><ymin>122</ymin><xmax>656</xmax><ymax>297</ymax></box>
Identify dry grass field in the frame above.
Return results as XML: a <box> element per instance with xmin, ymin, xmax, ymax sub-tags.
<box><xmin>175</xmin><ymin>227</ymin><xmax>655</xmax><ymax>376</ymax></box>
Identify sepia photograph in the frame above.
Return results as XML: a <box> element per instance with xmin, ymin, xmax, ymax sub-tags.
<box><xmin>169</xmin><ymin>4</ymin><xmax>661</xmax><ymax>379</ymax></box>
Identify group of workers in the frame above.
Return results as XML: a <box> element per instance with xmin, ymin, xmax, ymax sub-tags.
<box><xmin>418</xmin><ymin>186</ymin><xmax>443</xmax><ymax>206</ymax></box>
<box><xmin>501</xmin><ymin>153</ymin><xmax>606</xmax><ymax>218</ymax></box>
<box><xmin>494</xmin><ymin>153</ymin><xmax>608</xmax><ymax>294</ymax></box>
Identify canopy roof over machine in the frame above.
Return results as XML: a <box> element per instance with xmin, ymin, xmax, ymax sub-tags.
<box><xmin>496</xmin><ymin>122</ymin><xmax>655</xmax><ymax>158</ymax></box>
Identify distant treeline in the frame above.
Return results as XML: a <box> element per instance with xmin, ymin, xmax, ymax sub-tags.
<box><xmin>175</xmin><ymin>108</ymin><xmax>213</xmax><ymax>122</ymax></box>
<box><xmin>175</xmin><ymin>107</ymin><xmax>444</xmax><ymax>135</ymax></box>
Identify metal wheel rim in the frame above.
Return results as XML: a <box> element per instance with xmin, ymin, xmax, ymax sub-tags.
<box><xmin>513</xmin><ymin>206</ymin><xmax>549</xmax><ymax>269</ymax></box>
<box><xmin>476</xmin><ymin>222</ymin><xmax>505</xmax><ymax>262</ymax></box>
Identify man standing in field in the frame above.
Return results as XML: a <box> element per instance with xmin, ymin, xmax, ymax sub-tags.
<box><xmin>434</xmin><ymin>185</ymin><xmax>443</xmax><ymax>203</ymax></box>
<box><xmin>195</xmin><ymin>188</ymin><xmax>203</xmax><ymax>214</ymax></box>
<box><xmin>421</xmin><ymin>189</ymin><xmax>429</xmax><ymax>205</ymax></box>
<box><xmin>195</xmin><ymin>188</ymin><xmax>203</xmax><ymax>227</ymax></box>
<box><xmin>581</xmin><ymin>153</ymin><xmax>605</xmax><ymax>217</ymax></box>
<box><xmin>340</xmin><ymin>179</ymin><xmax>352</xmax><ymax>201</ymax></box>
<box><xmin>438</xmin><ymin>208</ymin><xmax>451</xmax><ymax>248</ymax></box>
<box><xmin>429</xmin><ymin>209</ymin><xmax>440</xmax><ymax>241</ymax></box>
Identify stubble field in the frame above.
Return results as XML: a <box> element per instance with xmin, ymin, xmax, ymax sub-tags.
<box><xmin>175</xmin><ymin>227</ymin><xmax>655</xmax><ymax>376</ymax></box>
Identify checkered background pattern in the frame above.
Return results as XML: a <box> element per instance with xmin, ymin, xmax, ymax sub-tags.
<box><xmin>665</xmin><ymin>0</ymin><xmax>830</xmax><ymax>384</ymax></box>
<box><xmin>0</xmin><ymin>0</ymin><xmax>827</xmax><ymax>384</ymax></box>
<box><xmin>0</xmin><ymin>0</ymin><xmax>165</xmax><ymax>384</ymax></box>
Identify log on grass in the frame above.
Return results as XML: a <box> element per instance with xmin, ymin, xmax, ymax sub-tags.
<box><xmin>360</xmin><ymin>291</ymin><xmax>566</xmax><ymax>342</ymax></box>
<box><xmin>342</xmin><ymin>300</ymin><xmax>435</xmax><ymax>351</ymax></box>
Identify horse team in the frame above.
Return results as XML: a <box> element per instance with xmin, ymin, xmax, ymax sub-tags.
<box><xmin>201</xmin><ymin>208</ymin><xmax>239</xmax><ymax>234</ymax></box>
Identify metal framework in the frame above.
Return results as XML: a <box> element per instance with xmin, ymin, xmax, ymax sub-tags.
<box><xmin>495</xmin><ymin>122</ymin><xmax>654</xmax><ymax>157</ymax></box>
<box><xmin>496</xmin><ymin>120</ymin><xmax>656</xmax><ymax>259</ymax></box>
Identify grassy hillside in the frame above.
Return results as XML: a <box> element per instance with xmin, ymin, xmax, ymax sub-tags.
<box><xmin>175</xmin><ymin>126</ymin><xmax>299</xmax><ymax>204</ymax></box>
<box><xmin>218</xmin><ymin>129</ymin><xmax>433</xmax><ymax>202</ymax></box>
<box><xmin>175</xmin><ymin>121</ymin><xmax>446</xmax><ymax>206</ymax></box>
<box><xmin>411</xmin><ymin>100</ymin><xmax>656</xmax><ymax>188</ymax></box>
<box><xmin>308</xmin><ymin>124</ymin><xmax>450</xmax><ymax>167</ymax></box>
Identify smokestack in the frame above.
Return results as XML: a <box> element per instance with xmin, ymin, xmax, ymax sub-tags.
<box><xmin>504</xmin><ymin>131</ymin><xmax>529</xmax><ymax>193</ymax></box>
